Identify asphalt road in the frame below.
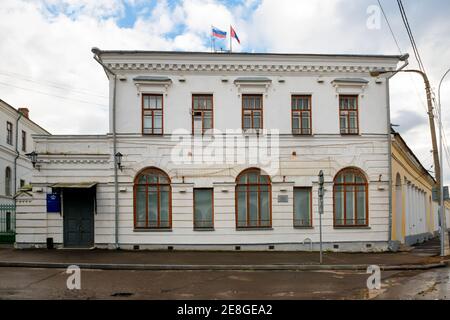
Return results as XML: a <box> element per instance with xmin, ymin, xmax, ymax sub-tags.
<box><xmin>0</xmin><ymin>266</ymin><xmax>429</xmax><ymax>300</ymax></box>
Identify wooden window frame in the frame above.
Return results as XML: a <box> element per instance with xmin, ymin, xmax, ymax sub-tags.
<box><xmin>339</xmin><ymin>95</ymin><xmax>359</xmax><ymax>135</ymax></box>
<box><xmin>5</xmin><ymin>167</ymin><xmax>11</xmax><ymax>196</ymax></box>
<box><xmin>142</xmin><ymin>94</ymin><xmax>164</xmax><ymax>135</ymax></box>
<box><xmin>291</xmin><ymin>95</ymin><xmax>312</xmax><ymax>135</ymax></box>
<box><xmin>242</xmin><ymin>94</ymin><xmax>263</xmax><ymax>130</ymax></box>
<box><xmin>191</xmin><ymin>94</ymin><xmax>214</xmax><ymax>135</ymax></box>
<box><xmin>21</xmin><ymin>130</ymin><xmax>26</xmax><ymax>152</ymax></box>
<box><xmin>235</xmin><ymin>168</ymin><xmax>272</xmax><ymax>229</ymax></box>
<box><xmin>333</xmin><ymin>168</ymin><xmax>369</xmax><ymax>228</ymax></box>
<box><xmin>133</xmin><ymin>167</ymin><xmax>172</xmax><ymax>230</ymax></box>
<box><xmin>193</xmin><ymin>188</ymin><xmax>214</xmax><ymax>230</ymax></box>
<box><xmin>6</xmin><ymin>121</ymin><xmax>13</xmax><ymax>145</ymax></box>
<box><xmin>293</xmin><ymin>187</ymin><xmax>313</xmax><ymax>228</ymax></box>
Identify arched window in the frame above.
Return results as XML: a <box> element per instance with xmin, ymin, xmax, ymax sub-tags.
<box><xmin>5</xmin><ymin>167</ymin><xmax>11</xmax><ymax>196</ymax></box>
<box><xmin>134</xmin><ymin>167</ymin><xmax>171</xmax><ymax>229</ymax></box>
<box><xmin>236</xmin><ymin>168</ymin><xmax>271</xmax><ymax>228</ymax></box>
<box><xmin>333</xmin><ymin>167</ymin><xmax>368</xmax><ymax>227</ymax></box>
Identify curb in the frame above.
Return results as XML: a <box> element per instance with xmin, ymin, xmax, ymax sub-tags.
<box><xmin>0</xmin><ymin>261</ymin><xmax>446</xmax><ymax>271</ymax></box>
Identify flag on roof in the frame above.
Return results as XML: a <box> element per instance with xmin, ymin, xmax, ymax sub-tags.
<box><xmin>212</xmin><ymin>26</ymin><xmax>227</xmax><ymax>39</ymax></box>
<box><xmin>230</xmin><ymin>25</ymin><xmax>240</xmax><ymax>44</ymax></box>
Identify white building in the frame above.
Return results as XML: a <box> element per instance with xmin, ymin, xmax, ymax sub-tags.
<box><xmin>1</xmin><ymin>99</ymin><xmax>49</xmax><ymax>242</ymax></box>
<box><xmin>16</xmin><ymin>50</ymin><xmax>407</xmax><ymax>251</ymax></box>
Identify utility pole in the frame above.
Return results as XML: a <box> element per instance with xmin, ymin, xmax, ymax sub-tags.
<box><xmin>318</xmin><ymin>170</ymin><xmax>324</xmax><ymax>264</ymax></box>
<box><xmin>371</xmin><ymin>68</ymin><xmax>450</xmax><ymax>256</ymax></box>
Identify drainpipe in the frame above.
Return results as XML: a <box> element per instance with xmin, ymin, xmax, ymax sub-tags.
<box><xmin>385</xmin><ymin>55</ymin><xmax>409</xmax><ymax>250</ymax></box>
<box><xmin>92</xmin><ymin>48</ymin><xmax>119</xmax><ymax>249</ymax></box>
<box><xmin>14</xmin><ymin>112</ymin><xmax>23</xmax><ymax>204</ymax></box>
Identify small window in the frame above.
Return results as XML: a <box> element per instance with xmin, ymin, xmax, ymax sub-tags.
<box><xmin>21</xmin><ymin>130</ymin><xmax>26</xmax><ymax>152</ymax></box>
<box><xmin>20</xmin><ymin>179</ymin><xmax>25</xmax><ymax>188</ymax></box>
<box><xmin>142</xmin><ymin>94</ymin><xmax>163</xmax><ymax>135</ymax></box>
<box><xmin>5</xmin><ymin>167</ymin><xmax>12</xmax><ymax>196</ymax></box>
<box><xmin>294</xmin><ymin>187</ymin><xmax>312</xmax><ymax>227</ymax></box>
<box><xmin>192</xmin><ymin>95</ymin><xmax>213</xmax><ymax>134</ymax></box>
<box><xmin>292</xmin><ymin>96</ymin><xmax>311</xmax><ymax>135</ymax></box>
<box><xmin>242</xmin><ymin>95</ymin><xmax>263</xmax><ymax>130</ymax></box>
<box><xmin>6</xmin><ymin>122</ymin><xmax>13</xmax><ymax>145</ymax></box>
<box><xmin>339</xmin><ymin>95</ymin><xmax>359</xmax><ymax>135</ymax></box>
<box><xmin>193</xmin><ymin>188</ymin><xmax>214</xmax><ymax>229</ymax></box>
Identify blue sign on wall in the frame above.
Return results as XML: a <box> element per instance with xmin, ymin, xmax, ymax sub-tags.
<box><xmin>46</xmin><ymin>192</ymin><xmax>61</xmax><ymax>213</ymax></box>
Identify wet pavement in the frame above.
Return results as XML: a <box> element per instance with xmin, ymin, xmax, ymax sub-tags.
<box><xmin>0</xmin><ymin>266</ymin><xmax>402</xmax><ymax>300</ymax></box>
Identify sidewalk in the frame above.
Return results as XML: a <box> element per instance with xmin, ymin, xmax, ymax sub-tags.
<box><xmin>0</xmin><ymin>245</ymin><xmax>447</xmax><ymax>271</ymax></box>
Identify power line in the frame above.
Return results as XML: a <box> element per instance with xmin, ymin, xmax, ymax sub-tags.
<box><xmin>377</xmin><ymin>0</ymin><xmax>402</xmax><ymax>54</ymax></box>
<box><xmin>0</xmin><ymin>81</ymin><xmax>108</xmax><ymax>109</ymax></box>
<box><xmin>0</xmin><ymin>69</ymin><xmax>108</xmax><ymax>99</ymax></box>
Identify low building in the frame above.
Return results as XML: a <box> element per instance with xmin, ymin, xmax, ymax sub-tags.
<box><xmin>391</xmin><ymin>130</ymin><xmax>449</xmax><ymax>245</ymax></box>
<box><xmin>16</xmin><ymin>49</ymin><xmax>408</xmax><ymax>251</ymax></box>
<box><xmin>0</xmin><ymin>99</ymin><xmax>50</xmax><ymax>242</ymax></box>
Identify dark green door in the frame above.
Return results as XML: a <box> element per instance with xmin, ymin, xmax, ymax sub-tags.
<box><xmin>63</xmin><ymin>188</ymin><xmax>95</xmax><ymax>248</ymax></box>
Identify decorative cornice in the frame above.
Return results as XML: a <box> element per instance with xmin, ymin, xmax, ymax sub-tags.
<box><xmin>106</xmin><ymin>63</ymin><xmax>395</xmax><ymax>74</ymax></box>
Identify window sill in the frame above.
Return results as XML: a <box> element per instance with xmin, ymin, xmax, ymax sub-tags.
<box><xmin>193</xmin><ymin>227</ymin><xmax>215</xmax><ymax>231</ymax></box>
<box><xmin>294</xmin><ymin>226</ymin><xmax>314</xmax><ymax>229</ymax></box>
<box><xmin>333</xmin><ymin>226</ymin><xmax>370</xmax><ymax>229</ymax></box>
<box><xmin>236</xmin><ymin>227</ymin><xmax>273</xmax><ymax>231</ymax></box>
<box><xmin>340</xmin><ymin>133</ymin><xmax>360</xmax><ymax>136</ymax></box>
<box><xmin>133</xmin><ymin>228</ymin><xmax>172</xmax><ymax>232</ymax></box>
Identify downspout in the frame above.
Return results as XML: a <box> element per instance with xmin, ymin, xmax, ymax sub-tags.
<box><xmin>14</xmin><ymin>112</ymin><xmax>23</xmax><ymax>204</ymax></box>
<box><xmin>385</xmin><ymin>55</ymin><xmax>409</xmax><ymax>250</ymax></box>
<box><xmin>91</xmin><ymin>48</ymin><xmax>119</xmax><ymax>249</ymax></box>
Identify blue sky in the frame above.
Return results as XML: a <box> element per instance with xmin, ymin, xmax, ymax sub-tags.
<box><xmin>1</xmin><ymin>0</ymin><xmax>450</xmax><ymax>184</ymax></box>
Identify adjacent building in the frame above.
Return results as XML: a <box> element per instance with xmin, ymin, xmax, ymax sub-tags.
<box><xmin>16</xmin><ymin>50</ymin><xmax>412</xmax><ymax>251</ymax></box>
<box><xmin>0</xmin><ymin>99</ymin><xmax>49</xmax><ymax>242</ymax></box>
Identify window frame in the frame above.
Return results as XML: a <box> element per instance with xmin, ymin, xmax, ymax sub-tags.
<box><xmin>291</xmin><ymin>95</ymin><xmax>312</xmax><ymax>135</ymax></box>
<box><xmin>293</xmin><ymin>187</ymin><xmax>313</xmax><ymax>228</ymax></box>
<box><xmin>191</xmin><ymin>94</ymin><xmax>214</xmax><ymax>135</ymax></box>
<box><xmin>333</xmin><ymin>167</ymin><xmax>369</xmax><ymax>228</ymax></box>
<box><xmin>21</xmin><ymin>130</ymin><xmax>26</xmax><ymax>152</ymax></box>
<box><xmin>339</xmin><ymin>95</ymin><xmax>359</xmax><ymax>135</ymax></box>
<box><xmin>141</xmin><ymin>94</ymin><xmax>164</xmax><ymax>135</ymax></box>
<box><xmin>242</xmin><ymin>94</ymin><xmax>263</xmax><ymax>130</ymax></box>
<box><xmin>193</xmin><ymin>188</ymin><xmax>214</xmax><ymax>230</ymax></box>
<box><xmin>6</xmin><ymin>121</ymin><xmax>13</xmax><ymax>145</ymax></box>
<box><xmin>133</xmin><ymin>167</ymin><xmax>172</xmax><ymax>230</ymax></box>
<box><xmin>5</xmin><ymin>167</ymin><xmax>12</xmax><ymax>196</ymax></box>
<box><xmin>235</xmin><ymin>168</ymin><xmax>272</xmax><ymax>229</ymax></box>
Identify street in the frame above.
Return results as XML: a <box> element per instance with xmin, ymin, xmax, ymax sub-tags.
<box><xmin>0</xmin><ymin>266</ymin><xmax>448</xmax><ymax>299</ymax></box>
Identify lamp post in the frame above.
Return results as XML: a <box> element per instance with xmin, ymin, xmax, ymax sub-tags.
<box><xmin>371</xmin><ymin>68</ymin><xmax>449</xmax><ymax>256</ymax></box>
<box><xmin>114</xmin><ymin>152</ymin><xmax>123</xmax><ymax>171</ymax></box>
<box><xmin>438</xmin><ymin>67</ymin><xmax>450</xmax><ymax>256</ymax></box>
<box><xmin>25</xmin><ymin>151</ymin><xmax>38</xmax><ymax>168</ymax></box>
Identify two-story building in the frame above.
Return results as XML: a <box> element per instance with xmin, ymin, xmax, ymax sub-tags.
<box><xmin>16</xmin><ymin>50</ymin><xmax>407</xmax><ymax>251</ymax></box>
<box><xmin>0</xmin><ymin>99</ymin><xmax>49</xmax><ymax>242</ymax></box>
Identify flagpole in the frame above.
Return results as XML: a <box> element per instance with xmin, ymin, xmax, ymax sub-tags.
<box><xmin>229</xmin><ymin>26</ymin><xmax>232</xmax><ymax>53</ymax></box>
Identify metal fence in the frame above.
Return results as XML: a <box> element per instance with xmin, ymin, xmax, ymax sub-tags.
<box><xmin>0</xmin><ymin>204</ymin><xmax>16</xmax><ymax>243</ymax></box>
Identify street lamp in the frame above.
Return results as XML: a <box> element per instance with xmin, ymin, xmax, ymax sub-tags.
<box><xmin>114</xmin><ymin>152</ymin><xmax>123</xmax><ymax>171</ymax></box>
<box><xmin>371</xmin><ymin>68</ymin><xmax>449</xmax><ymax>256</ymax></box>
<box><xmin>25</xmin><ymin>151</ymin><xmax>38</xmax><ymax>168</ymax></box>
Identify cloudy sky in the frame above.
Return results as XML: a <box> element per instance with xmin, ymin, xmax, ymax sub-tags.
<box><xmin>1</xmin><ymin>0</ymin><xmax>450</xmax><ymax>184</ymax></box>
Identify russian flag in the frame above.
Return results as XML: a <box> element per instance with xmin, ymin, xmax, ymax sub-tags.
<box><xmin>212</xmin><ymin>26</ymin><xmax>227</xmax><ymax>39</ymax></box>
<box><xmin>230</xmin><ymin>25</ymin><xmax>240</xmax><ymax>44</ymax></box>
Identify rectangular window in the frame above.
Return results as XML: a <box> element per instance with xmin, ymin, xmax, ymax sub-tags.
<box><xmin>292</xmin><ymin>95</ymin><xmax>311</xmax><ymax>135</ymax></box>
<box><xmin>21</xmin><ymin>130</ymin><xmax>26</xmax><ymax>152</ymax></box>
<box><xmin>242</xmin><ymin>95</ymin><xmax>263</xmax><ymax>130</ymax></box>
<box><xmin>6</xmin><ymin>121</ymin><xmax>13</xmax><ymax>145</ymax></box>
<box><xmin>142</xmin><ymin>94</ymin><xmax>163</xmax><ymax>135</ymax></box>
<box><xmin>294</xmin><ymin>188</ymin><xmax>312</xmax><ymax>227</ymax></box>
<box><xmin>339</xmin><ymin>95</ymin><xmax>359</xmax><ymax>135</ymax></box>
<box><xmin>192</xmin><ymin>95</ymin><xmax>213</xmax><ymax>134</ymax></box>
<box><xmin>193</xmin><ymin>188</ymin><xmax>214</xmax><ymax>229</ymax></box>
<box><xmin>20</xmin><ymin>179</ymin><xmax>25</xmax><ymax>188</ymax></box>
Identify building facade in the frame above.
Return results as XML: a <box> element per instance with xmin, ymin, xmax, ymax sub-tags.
<box><xmin>391</xmin><ymin>130</ymin><xmax>449</xmax><ymax>245</ymax></box>
<box><xmin>16</xmin><ymin>50</ymin><xmax>405</xmax><ymax>251</ymax></box>
<box><xmin>1</xmin><ymin>99</ymin><xmax>49</xmax><ymax>242</ymax></box>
